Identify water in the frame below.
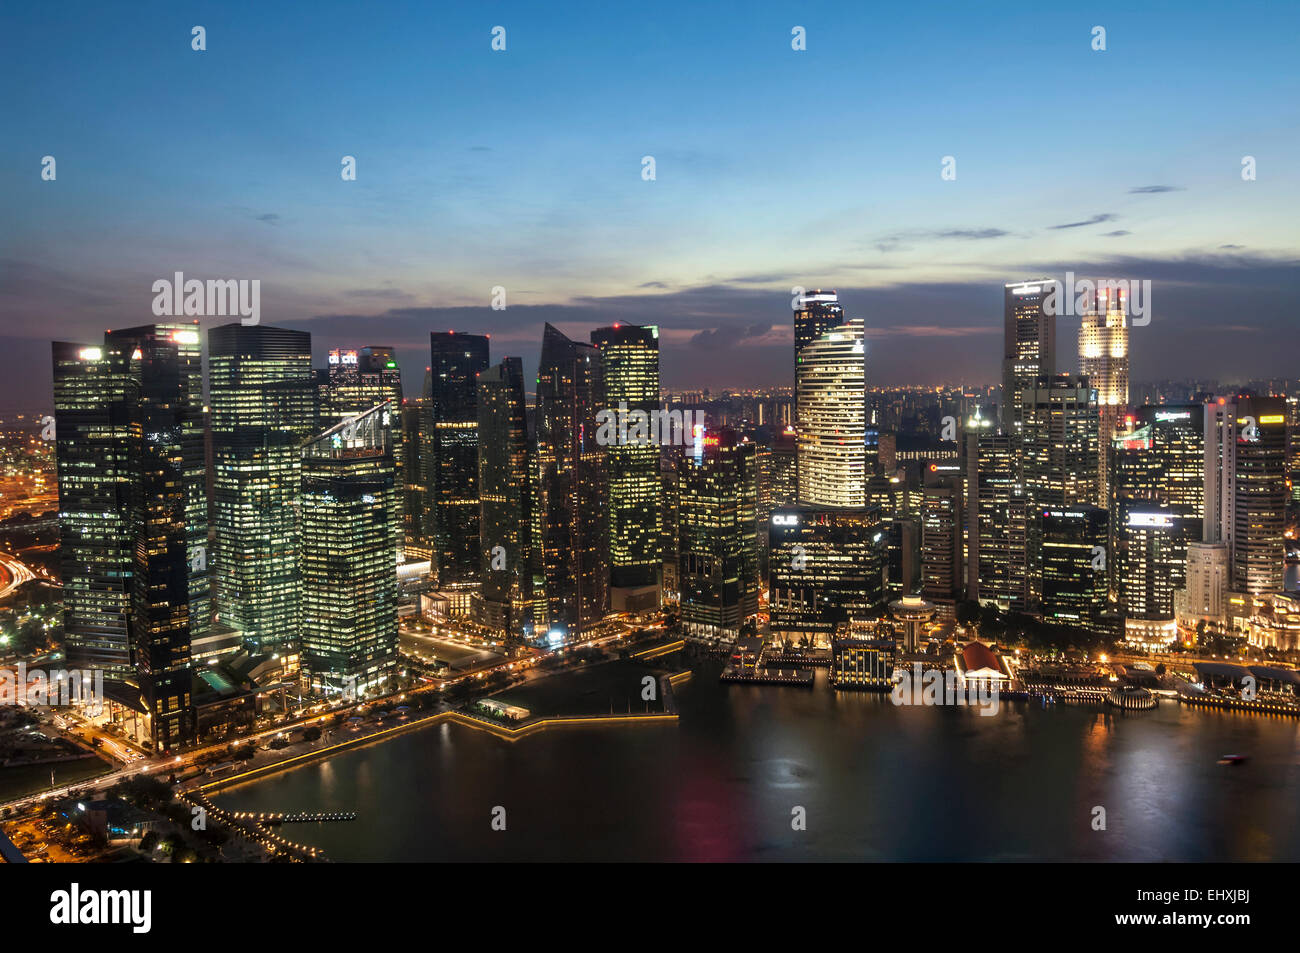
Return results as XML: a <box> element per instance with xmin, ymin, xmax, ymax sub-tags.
<box><xmin>215</xmin><ymin>665</ymin><xmax>1300</xmax><ymax>861</ymax></box>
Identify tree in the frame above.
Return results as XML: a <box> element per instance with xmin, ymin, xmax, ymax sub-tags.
<box><xmin>138</xmin><ymin>831</ymin><xmax>159</xmax><ymax>853</ymax></box>
<box><xmin>956</xmin><ymin>599</ymin><xmax>981</xmax><ymax>628</ymax></box>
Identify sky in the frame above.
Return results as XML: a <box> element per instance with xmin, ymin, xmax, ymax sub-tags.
<box><xmin>2</xmin><ymin>0</ymin><xmax>1298</xmax><ymax>406</ymax></box>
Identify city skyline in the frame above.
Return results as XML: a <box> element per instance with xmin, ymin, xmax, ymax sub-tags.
<box><xmin>3</xmin><ymin>2</ymin><xmax>1299</xmax><ymax>402</ymax></box>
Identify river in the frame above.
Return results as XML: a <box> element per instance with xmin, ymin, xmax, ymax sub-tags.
<box><xmin>214</xmin><ymin>664</ymin><xmax>1300</xmax><ymax>861</ymax></box>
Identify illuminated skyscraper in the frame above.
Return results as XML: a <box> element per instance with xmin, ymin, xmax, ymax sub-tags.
<box><xmin>920</xmin><ymin>474</ymin><xmax>963</xmax><ymax>614</ymax></box>
<box><xmin>209</xmin><ymin>324</ymin><xmax>316</xmax><ymax>653</ymax></box>
<box><xmin>768</xmin><ymin>505</ymin><xmax>886</xmax><ymax>647</ymax></box>
<box><xmin>300</xmin><ymin>403</ymin><xmax>399</xmax><ymax>696</ymax></box>
<box><xmin>1040</xmin><ymin>505</ymin><xmax>1109</xmax><ymax>631</ymax></box>
<box><xmin>1117</xmin><ymin>503</ymin><xmax>1198</xmax><ymax>648</ymax></box>
<box><xmin>793</xmin><ymin>289</ymin><xmax>845</xmax><ymax>362</ymax></box>
<box><xmin>591</xmin><ymin>323</ymin><xmax>661</xmax><ymax>610</ymax></box>
<box><xmin>536</xmin><ymin>324</ymin><xmax>608</xmax><ymax>639</ymax></box>
<box><xmin>321</xmin><ymin>346</ymin><xmax>406</xmax><ymax>555</ymax></box>
<box><xmin>1001</xmin><ymin>280</ymin><xmax>1056</xmax><ymax>434</ymax></box>
<box><xmin>966</xmin><ymin>432</ymin><xmax>1029</xmax><ymax>611</ymax></box>
<box><xmin>796</xmin><ymin>318</ymin><xmax>867</xmax><ymax>507</ymax></box>
<box><xmin>427</xmin><ymin>332</ymin><xmax>490</xmax><ymax>586</ymax></box>
<box><xmin>475</xmin><ymin>358</ymin><xmax>535</xmax><ymax>637</ymax></box>
<box><xmin>52</xmin><ymin>324</ymin><xmax>206</xmax><ymax>750</ymax></box>
<box><xmin>1079</xmin><ymin>288</ymin><xmax>1130</xmax><ymax>500</ymax></box>
<box><xmin>678</xmin><ymin>429</ymin><xmax>760</xmax><ymax>640</ymax></box>
<box><xmin>1021</xmin><ymin>375</ymin><xmax>1100</xmax><ymax>508</ymax></box>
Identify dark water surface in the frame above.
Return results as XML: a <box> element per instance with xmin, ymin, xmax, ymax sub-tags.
<box><xmin>215</xmin><ymin>666</ymin><xmax>1300</xmax><ymax>861</ymax></box>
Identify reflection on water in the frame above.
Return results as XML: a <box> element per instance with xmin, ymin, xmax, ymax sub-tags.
<box><xmin>216</xmin><ymin>665</ymin><xmax>1300</xmax><ymax>861</ymax></box>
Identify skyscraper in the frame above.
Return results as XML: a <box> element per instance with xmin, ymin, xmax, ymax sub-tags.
<box><xmin>208</xmin><ymin>324</ymin><xmax>316</xmax><ymax>653</ymax></box>
<box><xmin>966</xmin><ymin>432</ymin><xmax>1029</xmax><ymax>611</ymax></box>
<box><xmin>321</xmin><ymin>346</ymin><xmax>405</xmax><ymax>556</ymax></box>
<box><xmin>769</xmin><ymin>505</ymin><xmax>886</xmax><ymax>647</ymax></box>
<box><xmin>1219</xmin><ymin>396</ymin><xmax>1287</xmax><ymax>594</ymax></box>
<box><xmin>796</xmin><ymin>318</ymin><xmax>868</xmax><ymax>507</ymax></box>
<box><xmin>1079</xmin><ymin>288</ymin><xmax>1130</xmax><ymax>500</ymax></box>
<box><xmin>793</xmin><ymin>289</ymin><xmax>845</xmax><ymax>362</ymax></box>
<box><xmin>1040</xmin><ymin>505</ymin><xmax>1109</xmax><ymax>632</ymax></box>
<box><xmin>1021</xmin><ymin>375</ymin><xmax>1100</xmax><ymax>508</ymax></box>
<box><xmin>427</xmin><ymin>332</ymin><xmax>490</xmax><ymax>586</ymax></box>
<box><xmin>52</xmin><ymin>325</ymin><xmax>205</xmax><ymax>750</ymax></box>
<box><xmin>300</xmin><ymin>403</ymin><xmax>399</xmax><ymax>696</ymax></box>
<box><xmin>536</xmin><ymin>323</ymin><xmax>608</xmax><ymax>640</ymax></box>
<box><xmin>1001</xmin><ymin>280</ymin><xmax>1056</xmax><ymax>434</ymax></box>
<box><xmin>591</xmin><ymin>323</ymin><xmax>661</xmax><ymax>610</ymax></box>
<box><xmin>920</xmin><ymin>474</ymin><xmax>963</xmax><ymax>614</ymax></box>
<box><xmin>475</xmin><ymin>357</ymin><xmax>535</xmax><ymax>637</ymax></box>
<box><xmin>677</xmin><ymin>429</ymin><xmax>760</xmax><ymax>640</ymax></box>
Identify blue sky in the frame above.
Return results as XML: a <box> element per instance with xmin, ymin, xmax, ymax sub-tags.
<box><xmin>2</xmin><ymin>0</ymin><xmax>1298</xmax><ymax>401</ymax></box>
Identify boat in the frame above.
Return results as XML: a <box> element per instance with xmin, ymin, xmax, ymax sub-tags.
<box><xmin>1217</xmin><ymin>754</ymin><xmax>1248</xmax><ymax>766</ymax></box>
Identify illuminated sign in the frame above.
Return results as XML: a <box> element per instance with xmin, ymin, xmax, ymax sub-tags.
<box><xmin>1127</xmin><ymin>512</ymin><xmax>1173</xmax><ymax>528</ymax></box>
<box><xmin>1153</xmin><ymin>410</ymin><xmax>1190</xmax><ymax>422</ymax></box>
<box><xmin>77</xmin><ymin>347</ymin><xmax>102</xmax><ymax>361</ymax></box>
<box><xmin>772</xmin><ymin>514</ymin><xmax>799</xmax><ymax>527</ymax></box>
<box><xmin>1258</xmin><ymin>415</ymin><xmax>1284</xmax><ymax>425</ymax></box>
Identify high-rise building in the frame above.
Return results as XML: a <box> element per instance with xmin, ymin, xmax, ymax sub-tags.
<box><xmin>1117</xmin><ymin>503</ymin><xmax>1199</xmax><ymax>647</ymax></box>
<box><xmin>1223</xmin><ymin>396</ymin><xmax>1287</xmax><ymax>594</ymax></box>
<box><xmin>321</xmin><ymin>346</ymin><xmax>405</xmax><ymax>556</ymax></box>
<box><xmin>966</xmin><ymin>432</ymin><xmax>1029</xmax><ymax>611</ymax></box>
<box><xmin>920</xmin><ymin>475</ymin><xmax>963</xmax><ymax>614</ymax></box>
<box><xmin>677</xmin><ymin>429</ymin><xmax>760</xmax><ymax>640</ymax></box>
<box><xmin>475</xmin><ymin>358</ymin><xmax>535</xmax><ymax>637</ymax></box>
<box><xmin>768</xmin><ymin>505</ymin><xmax>886</xmax><ymax>647</ymax></box>
<box><xmin>53</xmin><ymin>325</ymin><xmax>205</xmax><ymax>750</ymax></box>
<box><xmin>536</xmin><ymin>324</ymin><xmax>608</xmax><ymax>640</ymax></box>
<box><xmin>208</xmin><ymin>324</ymin><xmax>316</xmax><ymax>653</ymax></box>
<box><xmin>1174</xmin><ymin>541</ymin><xmax>1230</xmax><ymax>631</ymax></box>
<box><xmin>427</xmin><ymin>332</ymin><xmax>490</xmax><ymax>586</ymax></box>
<box><xmin>1021</xmin><ymin>375</ymin><xmax>1100</xmax><ymax>508</ymax></box>
<box><xmin>1001</xmin><ymin>280</ymin><xmax>1056</xmax><ymax>434</ymax></box>
<box><xmin>1079</xmin><ymin>288</ymin><xmax>1130</xmax><ymax>501</ymax></box>
<box><xmin>793</xmin><ymin>289</ymin><xmax>845</xmax><ymax>362</ymax></box>
<box><xmin>300</xmin><ymin>403</ymin><xmax>399</xmax><ymax>696</ymax></box>
<box><xmin>796</xmin><ymin>318</ymin><xmax>868</xmax><ymax>507</ymax></box>
<box><xmin>591</xmin><ymin>323</ymin><xmax>661</xmax><ymax>610</ymax></box>
<box><xmin>1040</xmin><ymin>505</ymin><xmax>1108</xmax><ymax>631</ymax></box>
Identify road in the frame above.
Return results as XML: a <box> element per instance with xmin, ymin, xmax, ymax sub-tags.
<box><xmin>0</xmin><ymin>551</ymin><xmax>36</xmax><ymax>599</ymax></box>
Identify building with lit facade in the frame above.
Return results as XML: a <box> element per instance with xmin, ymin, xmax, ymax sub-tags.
<box><xmin>1040</xmin><ymin>505</ymin><xmax>1108</xmax><ymax>632</ymax></box>
<box><xmin>591</xmin><ymin>323</ymin><xmax>661</xmax><ymax>611</ymax></box>
<box><xmin>474</xmin><ymin>358</ymin><xmax>535</xmax><ymax>637</ymax></box>
<box><xmin>536</xmin><ymin>323</ymin><xmax>609</xmax><ymax>640</ymax></box>
<box><xmin>1078</xmin><ymin>288</ymin><xmax>1130</xmax><ymax>501</ymax></box>
<box><xmin>920</xmin><ymin>475</ymin><xmax>963</xmax><ymax>615</ymax></box>
<box><xmin>965</xmin><ymin>432</ymin><xmax>1029</xmax><ymax>611</ymax></box>
<box><xmin>1174</xmin><ymin>541</ymin><xmax>1230</xmax><ymax>632</ymax></box>
<box><xmin>1220</xmin><ymin>396</ymin><xmax>1287</xmax><ymax>595</ymax></box>
<box><xmin>426</xmin><ymin>332</ymin><xmax>490</xmax><ymax>587</ymax></box>
<box><xmin>793</xmin><ymin>289</ymin><xmax>845</xmax><ymax>362</ymax></box>
<box><xmin>1001</xmin><ymin>279</ymin><xmax>1056</xmax><ymax>434</ymax></box>
<box><xmin>830</xmin><ymin>638</ymin><xmax>896</xmax><ymax>689</ymax></box>
<box><xmin>1117</xmin><ymin>504</ymin><xmax>1199</xmax><ymax>649</ymax></box>
<box><xmin>300</xmin><ymin>403</ymin><xmax>399</xmax><ymax>696</ymax></box>
<box><xmin>52</xmin><ymin>325</ymin><xmax>207</xmax><ymax>750</ymax></box>
<box><xmin>677</xmin><ymin>430</ymin><xmax>760</xmax><ymax>640</ymax></box>
<box><xmin>1021</xmin><ymin>375</ymin><xmax>1100</xmax><ymax>508</ymax></box>
<box><xmin>320</xmin><ymin>346</ymin><xmax>406</xmax><ymax>555</ymax></box>
<box><xmin>769</xmin><ymin>505</ymin><xmax>886</xmax><ymax>646</ymax></box>
<box><xmin>208</xmin><ymin>324</ymin><xmax>316</xmax><ymax>654</ymax></box>
<box><xmin>796</xmin><ymin>318</ymin><xmax>867</xmax><ymax>508</ymax></box>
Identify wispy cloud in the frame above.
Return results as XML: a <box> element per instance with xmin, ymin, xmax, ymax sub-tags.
<box><xmin>1048</xmin><ymin>213</ymin><xmax>1116</xmax><ymax>230</ymax></box>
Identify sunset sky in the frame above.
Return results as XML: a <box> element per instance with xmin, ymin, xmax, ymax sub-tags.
<box><xmin>3</xmin><ymin>0</ymin><xmax>1298</xmax><ymax>404</ymax></box>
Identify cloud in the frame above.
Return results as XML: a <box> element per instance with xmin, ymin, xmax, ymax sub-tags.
<box><xmin>255</xmin><ymin>213</ymin><xmax>281</xmax><ymax>224</ymax></box>
<box><xmin>1128</xmin><ymin>185</ymin><xmax>1185</xmax><ymax>194</ymax></box>
<box><xmin>1102</xmin><ymin>230</ymin><xmax>1131</xmax><ymax>237</ymax></box>
<box><xmin>1048</xmin><ymin>213</ymin><xmax>1116</xmax><ymax>230</ymax></box>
